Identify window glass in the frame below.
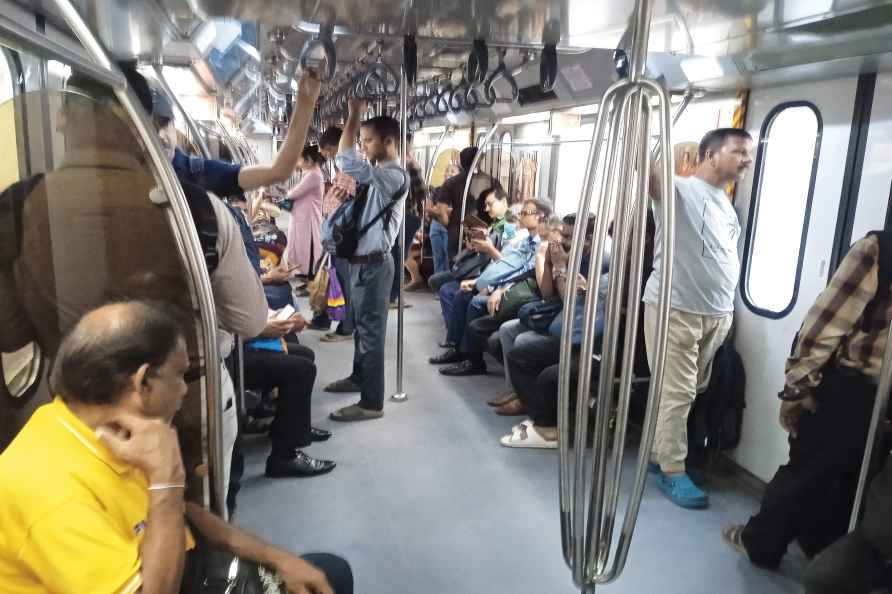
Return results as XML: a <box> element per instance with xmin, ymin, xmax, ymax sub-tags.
<box><xmin>744</xmin><ymin>103</ymin><xmax>821</xmax><ymax>316</ymax></box>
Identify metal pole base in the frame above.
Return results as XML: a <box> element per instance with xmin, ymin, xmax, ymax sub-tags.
<box><xmin>390</xmin><ymin>392</ymin><xmax>408</xmax><ymax>402</ymax></box>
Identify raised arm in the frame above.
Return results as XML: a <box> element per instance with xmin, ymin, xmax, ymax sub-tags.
<box><xmin>237</xmin><ymin>71</ymin><xmax>321</xmax><ymax>191</ymax></box>
<box><xmin>339</xmin><ymin>97</ymin><xmax>364</xmax><ymax>156</ymax></box>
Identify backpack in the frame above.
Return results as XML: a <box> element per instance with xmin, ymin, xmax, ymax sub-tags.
<box><xmin>329</xmin><ymin>177</ymin><xmax>407</xmax><ymax>259</ymax></box>
<box><xmin>687</xmin><ymin>336</ymin><xmax>746</xmax><ymax>464</ymax></box>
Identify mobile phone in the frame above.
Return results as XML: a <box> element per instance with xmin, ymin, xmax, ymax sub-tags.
<box><xmin>274</xmin><ymin>305</ymin><xmax>296</xmax><ymax>321</ymax></box>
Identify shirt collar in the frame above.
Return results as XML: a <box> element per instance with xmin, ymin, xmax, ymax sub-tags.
<box><xmin>50</xmin><ymin>397</ymin><xmax>131</xmax><ymax>475</ymax></box>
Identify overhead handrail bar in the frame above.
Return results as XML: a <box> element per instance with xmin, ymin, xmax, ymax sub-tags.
<box><xmin>153</xmin><ymin>63</ymin><xmax>212</xmax><ymax>159</ymax></box>
<box><xmin>457</xmin><ymin>124</ymin><xmax>501</xmax><ymax>246</ymax></box>
<box><xmin>556</xmin><ymin>0</ymin><xmax>676</xmax><ymax>589</ymax></box>
<box><xmin>849</xmin><ymin>321</ymin><xmax>892</xmax><ymax>530</ymax></box>
<box><xmin>49</xmin><ymin>0</ymin><xmax>227</xmax><ymax>518</ymax></box>
<box><xmin>0</xmin><ymin>13</ymin><xmax>125</xmax><ymax>90</ymax></box>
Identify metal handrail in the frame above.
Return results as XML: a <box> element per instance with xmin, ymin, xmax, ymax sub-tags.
<box><xmin>391</xmin><ymin>67</ymin><xmax>409</xmax><ymax>404</ymax></box>
<box><xmin>555</xmin><ymin>0</ymin><xmax>676</xmax><ymax>589</ymax></box>
<box><xmin>50</xmin><ymin>0</ymin><xmax>227</xmax><ymax>518</ymax></box>
<box><xmin>457</xmin><ymin>124</ymin><xmax>501</xmax><ymax>246</ymax></box>
<box><xmin>849</xmin><ymin>320</ymin><xmax>892</xmax><ymax>530</ymax></box>
<box><xmin>425</xmin><ymin>126</ymin><xmax>454</xmax><ymax>187</ymax></box>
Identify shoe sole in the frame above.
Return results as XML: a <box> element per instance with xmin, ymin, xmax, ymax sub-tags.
<box><xmin>265</xmin><ymin>464</ymin><xmax>336</xmax><ymax>478</ymax></box>
<box><xmin>329</xmin><ymin>412</ymin><xmax>384</xmax><ymax>422</ymax></box>
<box><xmin>320</xmin><ymin>335</ymin><xmax>353</xmax><ymax>342</ymax></box>
<box><xmin>500</xmin><ymin>436</ymin><xmax>558</xmax><ymax>449</ymax></box>
<box><xmin>324</xmin><ymin>387</ymin><xmax>361</xmax><ymax>393</ymax></box>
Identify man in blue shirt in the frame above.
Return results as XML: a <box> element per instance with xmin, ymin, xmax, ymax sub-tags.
<box><xmin>149</xmin><ymin>70</ymin><xmax>320</xmax><ymax>198</ymax></box>
<box><xmin>323</xmin><ymin>98</ymin><xmax>408</xmax><ymax>421</ymax></box>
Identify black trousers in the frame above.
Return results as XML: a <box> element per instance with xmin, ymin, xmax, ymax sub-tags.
<box><xmin>506</xmin><ymin>334</ymin><xmax>562</xmax><ymax>425</ymax></box>
<box><xmin>741</xmin><ymin>369</ymin><xmax>883</xmax><ymax>568</ymax></box>
<box><xmin>302</xmin><ymin>553</ymin><xmax>354</xmax><ymax>594</ymax></box>
<box><xmin>464</xmin><ymin>314</ymin><xmax>505</xmax><ymax>363</ymax></box>
<box><xmin>243</xmin><ymin>347</ymin><xmax>317</xmax><ymax>454</ymax></box>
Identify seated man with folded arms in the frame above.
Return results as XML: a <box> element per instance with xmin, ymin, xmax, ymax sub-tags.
<box><xmin>0</xmin><ymin>301</ymin><xmax>352</xmax><ymax>594</ymax></box>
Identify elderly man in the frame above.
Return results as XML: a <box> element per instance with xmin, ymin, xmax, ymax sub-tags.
<box><xmin>0</xmin><ymin>301</ymin><xmax>352</xmax><ymax>594</ymax></box>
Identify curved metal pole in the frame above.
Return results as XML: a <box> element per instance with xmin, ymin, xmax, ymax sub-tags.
<box><xmin>849</xmin><ymin>321</ymin><xmax>892</xmax><ymax>530</ymax></box>
<box><xmin>458</xmin><ymin>123</ymin><xmax>501</xmax><ymax>246</ymax></box>
<box><xmin>391</xmin><ymin>69</ymin><xmax>409</xmax><ymax>403</ymax></box>
<box><xmin>52</xmin><ymin>0</ymin><xmax>227</xmax><ymax>518</ymax></box>
<box><xmin>426</xmin><ymin>126</ymin><xmax>454</xmax><ymax>187</ymax></box>
<box><xmin>153</xmin><ymin>63</ymin><xmax>212</xmax><ymax>159</ymax></box>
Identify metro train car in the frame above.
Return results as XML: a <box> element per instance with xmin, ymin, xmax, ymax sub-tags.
<box><xmin>1</xmin><ymin>1</ymin><xmax>891</xmax><ymax>593</ymax></box>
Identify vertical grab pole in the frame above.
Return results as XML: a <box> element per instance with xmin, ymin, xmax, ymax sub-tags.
<box><xmin>849</xmin><ymin>321</ymin><xmax>892</xmax><ymax>530</ymax></box>
<box><xmin>458</xmin><ymin>123</ymin><xmax>501</xmax><ymax>246</ymax></box>
<box><xmin>391</xmin><ymin>69</ymin><xmax>409</xmax><ymax>402</ymax></box>
<box><xmin>50</xmin><ymin>0</ymin><xmax>226</xmax><ymax>517</ymax></box>
<box><xmin>153</xmin><ymin>63</ymin><xmax>212</xmax><ymax>159</ymax></box>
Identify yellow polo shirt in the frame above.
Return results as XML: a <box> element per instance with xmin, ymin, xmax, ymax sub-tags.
<box><xmin>0</xmin><ymin>398</ymin><xmax>194</xmax><ymax>594</ymax></box>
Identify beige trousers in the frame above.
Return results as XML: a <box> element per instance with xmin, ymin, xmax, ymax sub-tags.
<box><xmin>643</xmin><ymin>304</ymin><xmax>733</xmax><ymax>473</ymax></box>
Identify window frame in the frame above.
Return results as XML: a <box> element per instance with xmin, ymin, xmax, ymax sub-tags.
<box><xmin>740</xmin><ymin>100</ymin><xmax>823</xmax><ymax>319</ymax></box>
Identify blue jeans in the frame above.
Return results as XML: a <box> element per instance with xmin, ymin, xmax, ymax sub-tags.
<box><xmin>333</xmin><ymin>257</ymin><xmax>353</xmax><ymax>335</ymax></box>
<box><xmin>347</xmin><ymin>258</ymin><xmax>394</xmax><ymax>411</ymax></box>
<box><xmin>429</xmin><ymin>219</ymin><xmax>450</xmax><ymax>275</ymax></box>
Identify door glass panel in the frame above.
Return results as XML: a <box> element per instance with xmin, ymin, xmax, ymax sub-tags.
<box><xmin>744</xmin><ymin>103</ymin><xmax>821</xmax><ymax>316</ymax></box>
<box><xmin>0</xmin><ymin>80</ymin><xmax>208</xmax><ymax>501</ymax></box>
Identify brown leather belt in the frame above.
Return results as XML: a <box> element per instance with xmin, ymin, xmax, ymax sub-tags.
<box><xmin>349</xmin><ymin>252</ymin><xmax>386</xmax><ymax>264</ymax></box>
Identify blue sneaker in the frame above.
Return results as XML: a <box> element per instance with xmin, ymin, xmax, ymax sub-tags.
<box><xmin>656</xmin><ymin>472</ymin><xmax>709</xmax><ymax>509</ymax></box>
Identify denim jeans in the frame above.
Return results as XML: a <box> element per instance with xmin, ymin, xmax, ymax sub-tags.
<box><xmin>347</xmin><ymin>258</ymin><xmax>394</xmax><ymax>411</ymax></box>
<box><xmin>429</xmin><ymin>219</ymin><xmax>450</xmax><ymax>274</ymax></box>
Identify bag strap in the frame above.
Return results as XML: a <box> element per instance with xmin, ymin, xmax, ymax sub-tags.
<box><xmin>356</xmin><ymin>172</ymin><xmax>409</xmax><ymax>239</ymax></box>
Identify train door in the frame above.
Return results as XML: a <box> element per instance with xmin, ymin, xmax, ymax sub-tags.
<box><xmin>849</xmin><ymin>72</ymin><xmax>892</xmax><ymax>239</ymax></box>
<box><xmin>732</xmin><ymin>77</ymin><xmax>859</xmax><ymax>481</ymax></box>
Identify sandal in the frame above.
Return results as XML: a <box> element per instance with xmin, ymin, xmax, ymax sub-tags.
<box><xmin>500</xmin><ymin>424</ymin><xmax>558</xmax><ymax>449</ymax></box>
<box><xmin>487</xmin><ymin>392</ymin><xmax>517</xmax><ymax>407</ymax></box>
<box><xmin>722</xmin><ymin>524</ymin><xmax>750</xmax><ymax>560</ymax></box>
<box><xmin>495</xmin><ymin>398</ymin><xmax>526</xmax><ymax>416</ymax></box>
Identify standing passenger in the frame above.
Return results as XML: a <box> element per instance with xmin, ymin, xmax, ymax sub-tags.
<box><xmin>286</xmin><ymin>145</ymin><xmax>326</xmax><ymax>277</ymax></box>
<box><xmin>645</xmin><ymin>128</ymin><xmax>753</xmax><ymax>508</ymax></box>
<box><xmin>324</xmin><ymin>98</ymin><xmax>408</xmax><ymax>422</ymax></box>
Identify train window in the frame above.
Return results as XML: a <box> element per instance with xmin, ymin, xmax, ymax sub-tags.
<box><xmin>498</xmin><ymin>131</ymin><xmax>512</xmax><ymax>196</ymax></box>
<box><xmin>743</xmin><ymin>102</ymin><xmax>821</xmax><ymax>317</ymax></box>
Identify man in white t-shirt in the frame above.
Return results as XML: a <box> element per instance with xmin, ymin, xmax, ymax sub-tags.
<box><xmin>645</xmin><ymin>128</ymin><xmax>753</xmax><ymax>509</ymax></box>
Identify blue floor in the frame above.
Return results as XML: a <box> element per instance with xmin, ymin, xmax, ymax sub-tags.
<box><xmin>235</xmin><ymin>292</ymin><xmax>807</xmax><ymax>594</ymax></box>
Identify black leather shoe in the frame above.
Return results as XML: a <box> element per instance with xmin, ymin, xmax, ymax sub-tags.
<box><xmin>429</xmin><ymin>348</ymin><xmax>464</xmax><ymax>365</ymax></box>
<box><xmin>249</xmin><ymin>399</ymin><xmax>277</xmax><ymax>419</ymax></box>
<box><xmin>310</xmin><ymin>427</ymin><xmax>332</xmax><ymax>442</ymax></box>
<box><xmin>439</xmin><ymin>359</ymin><xmax>487</xmax><ymax>377</ymax></box>
<box><xmin>438</xmin><ymin>339</ymin><xmax>456</xmax><ymax>349</ymax></box>
<box><xmin>265</xmin><ymin>451</ymin><xmax>336</xmax><ymax>478</ymax></box>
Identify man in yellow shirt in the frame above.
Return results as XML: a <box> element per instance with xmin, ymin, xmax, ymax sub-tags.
<box><xmin>0</xmin><ymin>301</ymin><xmax>351</xmax><ymax>594</ymax></box>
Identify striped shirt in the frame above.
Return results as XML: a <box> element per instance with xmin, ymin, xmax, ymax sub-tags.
<box><xmin>784</xmin><ymin>234</ymin><xmax>890</xmax><ymax>398</ymax></box>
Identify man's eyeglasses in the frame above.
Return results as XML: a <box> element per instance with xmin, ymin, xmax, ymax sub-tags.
<box><xmin>520</xmin><ymin>209</ymin><xmax>538</xmax><ymax>216</ymax></box>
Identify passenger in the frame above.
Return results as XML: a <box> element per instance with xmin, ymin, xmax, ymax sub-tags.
<box><xmin>427</xmin><ymin>185</ymin><xmax>511</xmax><ymax>295</ymax></box>
<box><xmin>723</xmin><ymin>231</ymin><xmax>892</xmax><ymax>568</ymax></box>
<box><xmin>318</xmin><ymin>126</ymin><xmax>356</xmax><ymax>343</ymax></box>
<box><xmin>646</xmin><ymin>128</ymin><xmax>753</xmax><ymax>509</ymax></box>
<box><xmin>0</xmin><ymin>301</ymin><xmax>352</xmax><ymax>594</ymax></box>
<box><xmin>388</xmin><ymin>132</ymin><xmax>427</xmax><ymax>308</ymax></box>
<box><xmin>803</xmin><ymin>457</ymin><xmax>892</xmax><ymax>594</ymax></box>
<box><xmin>147</xmin><ymin>67</ymin><xmax>322</xmax><ymax>197</ymax></box>
<box><xmin>323</xmin><ymin>98</ymin><xmax>408</xmax><ymax>422</ymax></box>
<box><xmin>286</xmin><ymin>145</ymin><xmax>326</xmax><ymax>277</ymax></box>
<box><xmin>431</xmin><ymin>198</ymin><xmax>550</xmax><ymax>372</ymax></box>
<box><xmin>428</xmin><ymin>146</ymin><xmax>494</xmax><ymax>275</ymax></box>
<box><xmin>499</xmin><ymin>214</ymin><xmax>605</xmax><ymax>437</ymax></box>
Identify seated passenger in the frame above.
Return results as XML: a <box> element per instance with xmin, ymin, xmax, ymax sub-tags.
<box><xmin>646</xmin><ymin>128</ymin><xmax>752</xmax><ymax>509</ymax></box>
<box><xmin>430</xmin><ymin>198</ymin><xmax>549</xmax><ymax>370</ymax></box>
<box><xmin>723</xmin><ymin>231</ymin><xmax>892</xmax><ymax>569</ymax></box>
<box><xmin>0</xmin><ymin>301</ymin><xmax>352</xmax><ymax>594</ymax></box>
<box><xmin>427</xmin><ymin>184</ymin><xmax>512</xmax><ymax>295</ymax></box>
<box><xmin>428</xmin><ymin>146</ymin><xmax>494</xmax><ymax>275</ymax></box>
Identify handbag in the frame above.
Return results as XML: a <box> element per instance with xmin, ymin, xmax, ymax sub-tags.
<box><xmin>307</xmin><ymin>252</ymin><xmax>331</xmax><ymax>313</ymax></box>
<box><xmin>493</xmin><ymin>277</ymin><xmax>541</xmax><ymax>323</ymax></box>
<box><xmin>181</xmin><ymin>548</ymin><xmax>287</xmax><ymax>594</ymax></box>
<box><xmin>518</xmin><ymin>299</ymin><xmax>564</xmax><ymax>333</ymax></box>
<box><xmin>327</xmin><ymin>264</ymin><xmax>347</xmax><ymax>321</ymax></box>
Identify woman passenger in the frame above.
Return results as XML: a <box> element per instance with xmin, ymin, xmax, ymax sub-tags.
<box><xmin>286</xmin><ymin>145</ymin><xmax>326</xmax><ymax>277</ymax></box>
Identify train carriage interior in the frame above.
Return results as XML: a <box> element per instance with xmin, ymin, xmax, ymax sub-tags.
<box><xmin>2</xmin><ymin>1</ymin><xmax>892</xmax><ymax>593</ymax></box>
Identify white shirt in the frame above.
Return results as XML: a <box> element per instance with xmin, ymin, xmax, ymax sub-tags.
<box><xmin>643</xmin><ymin>175</ymin><xmax>741</xmax><ymax>315</ymax></box>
